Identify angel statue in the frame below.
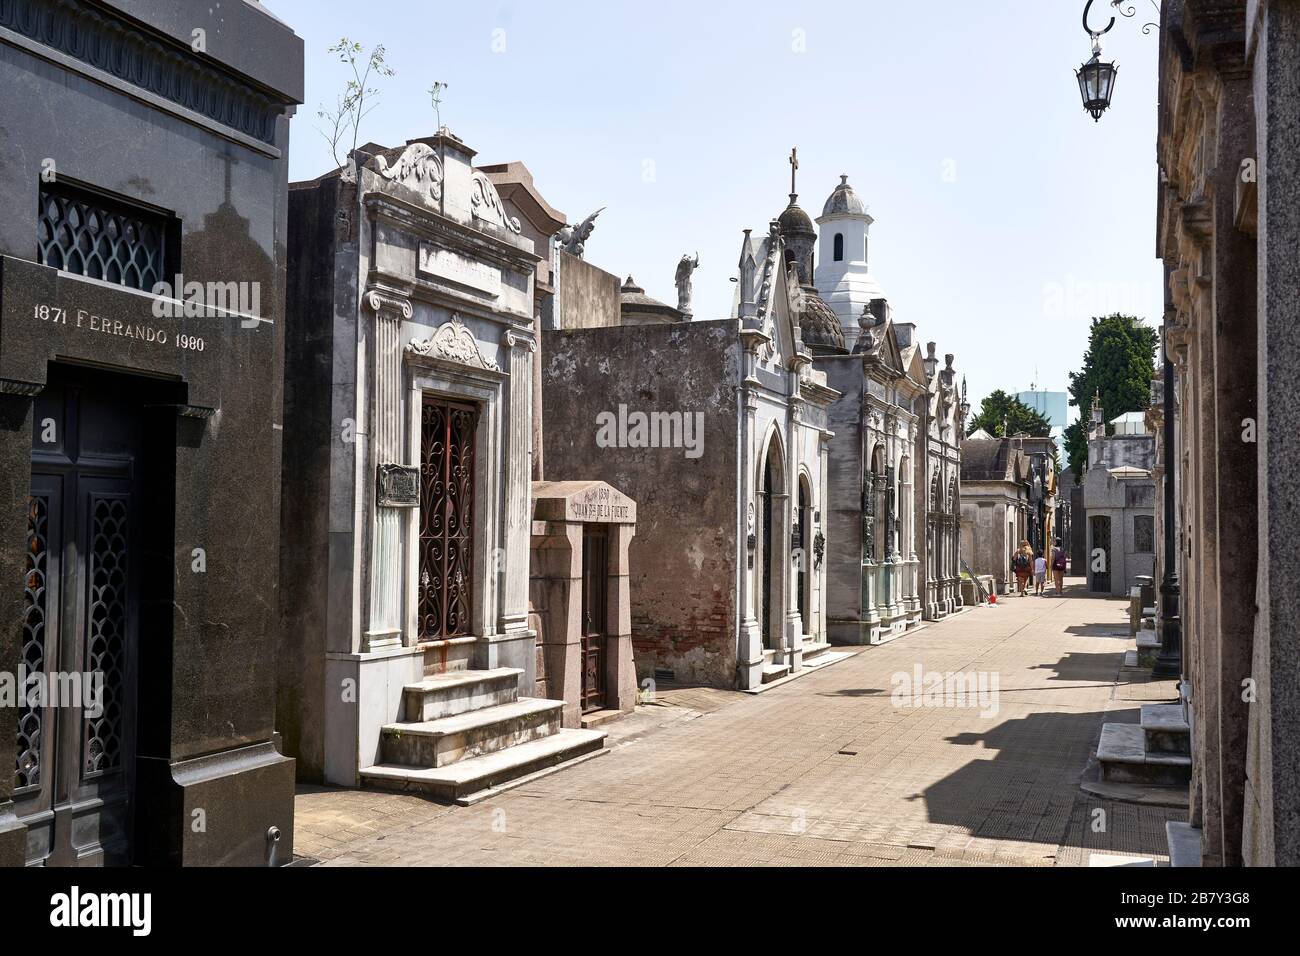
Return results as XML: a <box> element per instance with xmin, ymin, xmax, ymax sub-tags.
<box><xmin>557</xmin><ymin>207</ymin><xmax>604</xmax><ymax>258</ymax></box>
<box><xmin>675</xmin><ymin>252</ymin><xmax>700</xmax><ymax>317</ymax></box>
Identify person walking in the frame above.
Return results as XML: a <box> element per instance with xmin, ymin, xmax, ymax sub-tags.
<box><xmin>1011</xmin><ymin>541</ymin><xmax>1033</xmax><ymax>596</ymax></box>
<box><xmin>1050</xmin><ymin>538</ymin><xmax>1067</xmax><ymax>594</ymax></box>
<box><xmin>1033</xmin><ymin>550</ymin><xmax>1047</xmax><ymax>595</ymax></box>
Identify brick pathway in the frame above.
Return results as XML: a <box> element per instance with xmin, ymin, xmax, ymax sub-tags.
<box><xmin>294</xmin><ymin>582</ymin><xmax>1182</xmax><ymax>866</ymax></box>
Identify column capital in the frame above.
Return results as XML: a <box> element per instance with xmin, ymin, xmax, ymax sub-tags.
<box><xmin>503</xmin><ymin>327</ymin><xmax>537</xmax><ymax>353</ymax></box>
<box><xmin>365</xmin><ymin>288</ymin><xmax>413</xmax><ymax>320</ymax></box>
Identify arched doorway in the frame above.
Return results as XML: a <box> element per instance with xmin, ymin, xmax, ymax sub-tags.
<box><xmin>798</xmin><ymin>475</ymin><xmax>812</xmax><ymax>630</ymax></box>
<box><xmin>759</xmin><ymin>435</ymin><xmax>787</xmax><ymax>650</ymax></box>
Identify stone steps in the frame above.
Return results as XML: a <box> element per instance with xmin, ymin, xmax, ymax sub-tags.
<box><xmin>1097</xmin><ymin>722</ymin><xmax>1191</xmax><ymax>787</ymax></box>
<box><xmin>1141</xmin><ymin>703</ymin><xmax>1190</xmax><ymax>756</ymax></box>
<box><xmin>761</xmin><ymin>663</ymin><xmax>791</xmax><ymax>684</ymax></box>
<box><xmin>380</xmin><ymin>697</ymin><xmax>564</xmax><ymax>768</ymax></box>
<box><xmin>364</xmin><ymin>665</ymin><xmax>605</xmax><ymax>802</ymax></box>
<box><xmin>801</xmin><ymin>640</ymin><xmax>833</xmax><ymax>662</ymax></box>
<box><xmin>401</xmin><ymin>667</ymin><xmax>523</xmax><ymax>722</ymax></box>
<box><xmin>361</xmin><ymin>728</ymin><xmax>607</xmax><ymax>802</ymax></box>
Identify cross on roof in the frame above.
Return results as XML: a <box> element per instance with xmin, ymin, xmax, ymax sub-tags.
<box><xmin>789</xmin><ymin>147</ymin><xmax>798</xmax><ymax>195</ymax></box>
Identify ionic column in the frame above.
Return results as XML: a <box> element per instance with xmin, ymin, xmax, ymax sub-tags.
<box><xmin>364</xmin><ymin>290</ymin><xmax>412</xmax><ymax>650</ymax></box>
<box><xmin>501</xmin><ymin>327</ymin><xmax>535</xmax><ymax>633</ymax></box>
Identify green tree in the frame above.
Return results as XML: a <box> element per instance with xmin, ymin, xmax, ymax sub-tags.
<box><xmin>966</xmin><ymin>390</ymin><xmax>1052</xmax><ymax>438</ymax></box>
<box><xmin>1064</xmin><ymin>313</ymin><xmax>1159</xmax><ymax>476</ymax></box>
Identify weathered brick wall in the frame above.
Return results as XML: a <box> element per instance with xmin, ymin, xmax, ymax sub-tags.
<box><xmin>542</xmin><ymin>321</ymin><xmax>741</xmax><ymax>687</ymax></box>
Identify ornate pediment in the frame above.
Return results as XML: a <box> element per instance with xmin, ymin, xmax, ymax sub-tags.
<box><xmin>372</xmin><ymin>143</ymin><xmax>444</xmax><ymax>208</ymax></box>
<box><xmin>406</xmin><ymin>314</ymin><xmax>500</xmax><ymax>371</ymax></box>
<box><xmin>470</xmin><ymin>171</ymin><xmax>522</xmax><ymax>235</ymax></box>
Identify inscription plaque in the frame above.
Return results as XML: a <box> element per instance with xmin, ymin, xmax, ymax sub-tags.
<box><xmin>377</xmin><ymin>463</ymin><xmax>421</xmax><ymax>507</ymax></box>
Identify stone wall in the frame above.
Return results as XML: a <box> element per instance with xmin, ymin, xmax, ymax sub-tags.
<box><xmin>542</xmin><ymin>321</ymin><xmax>741</xmax><ymax>686</ymax></box>
<box><xmin>557</xmin><ymin>252</ymin><xmax>622</xmax><ymax>329</ymax></box>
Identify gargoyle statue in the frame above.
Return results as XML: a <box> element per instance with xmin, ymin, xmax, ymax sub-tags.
<box><xmin>557</xmin><ymin>207</ymin><xmax>605</xmax><ymax>258</ymax></box>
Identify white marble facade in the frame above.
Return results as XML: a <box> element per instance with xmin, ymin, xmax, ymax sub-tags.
<box><xmin>920</xmin><ymin>344</ymin><xmax>966</xmax><ymax>619</ymax></box>
<box><xmin>321</xmin><ymin>133</ymin><xmax>540</xmax><ymax>785</ymax></box>
<box><xmin>733</xmin><ymin>222</ymin><xmax>838</xmax><ymax>688</ymax></box>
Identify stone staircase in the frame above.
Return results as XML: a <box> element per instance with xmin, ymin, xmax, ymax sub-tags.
<box><xmin>760</xmin><ymin>648</ymin><xmax>790</xmax><ymax>684</ymax></box>
<box><xmin>360</xmin><ymin>667</ymin><xmax>606</xmax><ymax>804</ymax></box>
<box><xmin>1097</xmin><ymin>703</ymin><xmax>1191</xmax><ymax>787</ymax></box>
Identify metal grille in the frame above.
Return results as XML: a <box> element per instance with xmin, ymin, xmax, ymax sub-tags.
<box><xmin>37</xmin><ymin>184</ymin><xmax>168</xmax><ymax>291</ymax></box>
<box><xmin>16</xmin><ymin>496</ymin><xmax>49</xmax><ymax>790</ymax></box>
<box><xmin>84</xmin><ymin>497</ymin><xmax>129</xmax><ymax>776</ymax></box>
<box><xmin>418</xmin><ymin>399</ymin><xmax>476</xmax><ymax>640</ymax></box>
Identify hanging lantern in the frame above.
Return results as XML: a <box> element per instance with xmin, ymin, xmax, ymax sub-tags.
<box><xmin>1076</xmin><ymin>52</ymin><xmax>1119</xmax><ymax>121</ymax></box>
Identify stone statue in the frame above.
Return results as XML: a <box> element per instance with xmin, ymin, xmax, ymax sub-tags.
<box><xmin>675</xmin><ymin>252</ymin><xmax>700</xmax><ymax>317</ymax></box>
<box><xmin>557</xmin><ymin>207</ymin><xmax>604</xmax><ymax>258</ymax></box>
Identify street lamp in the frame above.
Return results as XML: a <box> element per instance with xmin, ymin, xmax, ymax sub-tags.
<box><xmin>1077</xmin><ymin>1</ymin><xmax>1119</xmax><ymax>122</ymax></box>
<box><xmin>1077</xmin><ymin>48</ymin><xmax>1119</xmax><ymax>121</ymax></box>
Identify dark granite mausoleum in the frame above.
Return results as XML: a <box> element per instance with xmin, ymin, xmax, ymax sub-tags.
<box><xmin>0</xmin><ymin>0</ymin><xmax>302</xmax><ymax>866</ymax></box>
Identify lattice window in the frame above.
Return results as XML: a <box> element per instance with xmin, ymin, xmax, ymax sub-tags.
<box><xmin>16</xmin><ymin>496</ymin><xmax>49</xmax><ymax>791</ymax></box>
<box><xmin>84</xmin><ymin>497</ymin><xmax>129</xmax><ymax>776</ymax></box>
<box><xmin>37</xmin><ymin>182</ymin><xmax>170</xmax><ymax>292</ymax></box>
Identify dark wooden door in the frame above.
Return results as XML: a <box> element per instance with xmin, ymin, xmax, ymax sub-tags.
<box><xmin>418</xmin><ymin>397</ymin><xmax>477</xmax><ymax>640</ymax></box>
<box><xmin>761</xmin><ymin>455</ymin><xmax>774</xmax><ymax>647</ymax></box>
<box><xmin>16</xmin><ymin>371</ymin><xmax>142</xmax><ymax>866</ymax></box>
<box><xmin>1090</xmin><ymin>515</ymin><xmax>1112</xmax><ymax>593</ymax></box>
<box><xmin>580</xmin><ymin>525</ymin><xmax>608</xmax><ymax>712</ymax></box>
<box><xmin>797</xmin><ymin>484</ymin><xmax>809</xmax><ymax>627</ymax></box>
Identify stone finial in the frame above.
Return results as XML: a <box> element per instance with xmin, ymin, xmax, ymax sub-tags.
<box><xmin>945</xmin><ymin>353</ymin><xmax>954</xmax><ymax>370</ymax></box>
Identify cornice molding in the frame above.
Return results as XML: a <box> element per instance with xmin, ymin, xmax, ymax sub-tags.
<box><xmin>0</xmin><ymin>0</ymin><xmax>286</xmax><ymax>144</ymax></box>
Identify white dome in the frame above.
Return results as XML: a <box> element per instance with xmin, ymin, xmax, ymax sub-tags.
<box><xmin>821</xmin><ymin>175</ymin><xmax>867</xmax><ymax>218</ymax></box>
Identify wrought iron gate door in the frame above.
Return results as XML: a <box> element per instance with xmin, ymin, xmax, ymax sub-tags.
<box><xmin>16</xmin><ymin>371</ymin><xmax>141</xmax><ymax>866</ymax></box>
<box><xmin>580</xmin><ymin>525</ymin><xmax>608</xmax><ymax>712</ymax></box>
<box><xmin>418</xmin><ymin>397</ymin><xmax>477</xmax><ymax>640</ymax></box>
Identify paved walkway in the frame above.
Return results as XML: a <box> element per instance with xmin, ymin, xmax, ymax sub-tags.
<box><xmin>294</xmin><ymin>581</ymin><xmax>1182</xmax><ymax>866</ymax></box>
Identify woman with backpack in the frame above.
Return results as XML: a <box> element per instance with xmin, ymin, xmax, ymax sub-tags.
<box><xmin>1011</xmin><ymin>541</ymin><xmax>1034</xmax><ymax>596</ymax></box>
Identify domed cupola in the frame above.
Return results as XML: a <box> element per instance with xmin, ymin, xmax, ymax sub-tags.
<box><xmin>775</xmin><ymin>149</ymin><xmax>817</xmax><ymax>285</ymax></box>
<box><xmin>822</xmin><ymin>174</ymin><xmax>868</xmax><ymax>217</ymax></box>
<box><xmin>814</xmin><ymin>174</ymin><xmax>886</xmax><ymax>351</ymax></box>
<box><xmin>793</xmin><ymin>280</ymin><xmax>847</xmax><ymax>354</ymax></box>
<box><xmin>777</xmin><ymin>193</ymin><xmax>816</xmax><ymax>285</ymax></box>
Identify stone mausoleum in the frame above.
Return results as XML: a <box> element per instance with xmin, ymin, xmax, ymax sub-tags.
<box><xmin>279</xmin><ymin>130</ymin><xmax>604</xmax><ymax>801</ymax></box>
<box><xmin>543</xmin><ymin>219</ymin><xmax>838</xmax><ymax>690</ymax></box>
<box><xmin>0</xmin><ymin>0</ymin><xmax>303</xmax><ymax>866</ymax></box>
<box><xmin>1081</xmin><ymin>396</ymin><xmax>1156</xmax><ymax>597</ymax></box>
<box><xmin>783</xmin><ymin>170</ymin><xmax>967</xmax><ymax>642</ymax></box>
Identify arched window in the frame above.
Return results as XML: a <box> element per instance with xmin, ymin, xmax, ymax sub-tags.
<box><xmin>833</xmin><ymin>233</ymin><xmax>844</xmax><ymax>262</ymax></box>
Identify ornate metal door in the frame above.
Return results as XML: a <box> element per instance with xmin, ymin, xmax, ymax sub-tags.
<box><xmin>15</xmin><ymin>371</ymin><xmax>141</xmax><ymax>866</ymax></box>
<box><xmin>418</xmin><ymin>397</ymin><xmax>477</xmax><ymax>640</ymax></box>
<box><xmin>580</xmin><ymin>526</ymin><xmax>608</xmax><ymax>712</ymax></box>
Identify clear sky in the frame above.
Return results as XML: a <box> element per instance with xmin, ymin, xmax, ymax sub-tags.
<box><xmin>266</xmin><ymin>0</ymin><xmax>1163</xmax><ymax>420</ymax></box>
